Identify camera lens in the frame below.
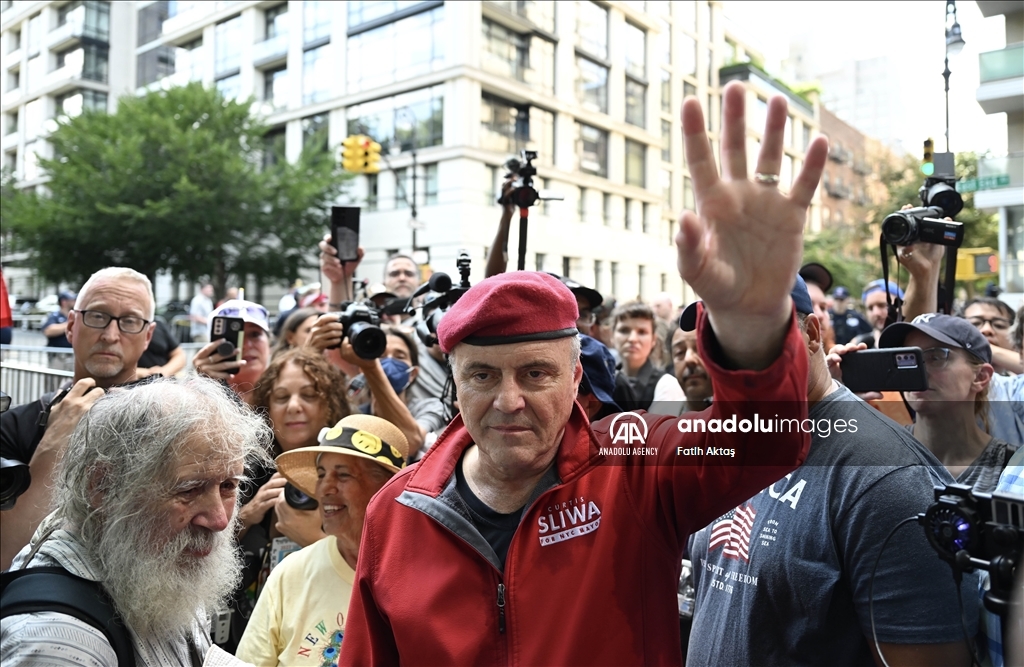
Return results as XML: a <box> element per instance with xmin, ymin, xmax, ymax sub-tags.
<box><xmin>348</xmin><ymin>322</ymin><xmax>387</xmax><ymax>360</ymax></box>
<box><xmin>881</xmin><ymin>213</ymin><xmax>915</xmax><ymax>246</ymax></box>
<box><xmin>926</xmin><ymin>184</ymin><xmax>964</xmax><ymax>218</ymax></box>
<box><xmin>283</xmin><ymin>482</ymin><xmax>318</xmax><ymax>511</ymax></box>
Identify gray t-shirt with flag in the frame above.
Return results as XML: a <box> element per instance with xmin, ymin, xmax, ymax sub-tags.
<box><xmin>686</xmin><ymin>386</ymin><xmax>978</xmax><ymax>667</ymax></box>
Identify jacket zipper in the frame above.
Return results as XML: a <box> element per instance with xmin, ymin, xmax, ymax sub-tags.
<box><xmin>496</xmin><ymin>582</ymin><xmax>506</xmax><ymax>634</ymax></box>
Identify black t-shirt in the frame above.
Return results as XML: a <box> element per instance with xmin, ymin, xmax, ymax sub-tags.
<box><xmin>0</xmin><ymin>393</ymin><xmax>57</xmax><ymax>468</ymax></box>
<box><xmin>455</xmin><ymin>454</ymin><xmax>523</xmax><ymax>570</ymax></box>
<box><xmin>138</xmin><ymin>319</ymin><xmax>180</xmax><ymax>369</ymax></box>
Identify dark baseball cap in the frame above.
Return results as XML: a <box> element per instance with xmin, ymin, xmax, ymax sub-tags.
<box><xmin>58</xmin><ymin>291</ymin><xmax>77</xmax><ymax>302</ymax></box>
<box><xmin>879</xmin><ymin>313</ymin><xmax>991</xmax><ymax>364</ymax></box>
<box><xmin>832</xmin><ymin>286</ymin><xmax>850</xmax><ymax>300</ymax></box>
<box><xmin>678</xmin><ymin>275</ymin><xmax>814</xmax><ymax>332</ymax></box>
<box><xmin>578</xmin><ymin>335</ymin><xmax>621</xmax><ymax>412</ymax></box>
<box><xmin>799</xmin><ymin>263</ymin><xmax>833</xmax><ymax>292</ymax></box>
<box><xmin>546</xmin><ymin>273</ymin><xmax>603</xmax><ymax>312</ymax></box>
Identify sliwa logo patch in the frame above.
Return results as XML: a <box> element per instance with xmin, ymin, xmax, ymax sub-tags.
<box><xmin>537</xmin><ymin>496</ymin><xmax>602</xmax><ymax>546</ymax></box>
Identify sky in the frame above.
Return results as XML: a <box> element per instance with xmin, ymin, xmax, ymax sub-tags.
<box><xmin>722</xmin><ymin>0</ymin><xmax>1009</xmax><ymax>157</ymax></box>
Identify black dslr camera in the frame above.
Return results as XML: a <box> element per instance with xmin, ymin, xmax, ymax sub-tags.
<box><xmin>881</xmin><ymin>174</ymin><xmax>964</xmax><ymax>247</ymax></box>
<box><xmin>331</xmin><ymin>301</ymin><xmax>387</xmax><ymax>360</ymax></box>
<box><xmin>415</xmin><ymin>252</ymin><xmax>474</xmax><ymax>348</ymax></box>
<box><xmin>920</xmin><ymin>484</ymin><xmax>1023</xmax><ymax>619</ymax></box>
<box><xmin>497</xmin><ymin>150</ymin><xmax>540</xmax><ymax>209</ymax></box>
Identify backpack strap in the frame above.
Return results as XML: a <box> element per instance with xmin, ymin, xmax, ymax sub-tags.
<box><xmin>1</xmin><ymin>566</ymin><xmax>137</xmax><ymax>667</ymax></box>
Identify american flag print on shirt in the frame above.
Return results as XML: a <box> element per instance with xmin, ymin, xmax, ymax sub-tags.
<box><xmin>707</xmin><ymin>503</ymin><xmax>757</xmax><ymax>562</ymax></box>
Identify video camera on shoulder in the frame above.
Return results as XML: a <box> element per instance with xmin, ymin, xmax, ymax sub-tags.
<box><xmin>329</xmin><ymin>301</ymin><xmax>387</xmax><ymax>360</ymax></box>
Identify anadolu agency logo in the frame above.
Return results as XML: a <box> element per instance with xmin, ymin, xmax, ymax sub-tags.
<box><xmin>609</xmin><ymin>411</ymin><xmax>648</xmax><ymax>446</ymax></box>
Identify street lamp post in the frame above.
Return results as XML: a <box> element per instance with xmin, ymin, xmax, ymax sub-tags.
<box><xmin>943</xmin><ymin>0</ymin><xmax>965</xmax><ymax>153</ymax></box>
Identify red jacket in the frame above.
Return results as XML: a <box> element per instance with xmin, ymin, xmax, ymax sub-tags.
<box><xmin>341</xmin><ymin>313</ymin><xmax>810</xmax><ymax>666</ymax></box>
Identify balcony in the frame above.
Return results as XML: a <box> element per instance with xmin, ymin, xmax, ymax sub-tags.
<box><xmin>828</xmin><ymin>145</ymin><xmax>852</xmax><ymax>164</ymax></box>
<box><xmin>47</xmin><ymin>4</ymin><xmax>86</xmax><ymax>53</ymax></box>
<box><xmin>977</xmin><ymin>43</ymin><xmax>1024</xmax><ymax>114</ymax></box>
<box><xmin>825</xmin><ymin>182</ymin><xmax>851</xmax><ymax>199</ymax></box>
<box><xmin>2</xmin><ymin>129</ymin><xmax>18</xmax><ymax>150</ymax></box>
<box><xmin>253</xmin><ymin>33</ymin><xmax>288</xmax><ymax>68</ymax></box>
<box><xmin>161</xmin><ymin>4</ymin><xmax>215</xmax><ymax>43</ymax></box>
<box><xmin>44</xmin><ymin>52</ymin><xmax>85</xmax><ymax>97</ymax></box>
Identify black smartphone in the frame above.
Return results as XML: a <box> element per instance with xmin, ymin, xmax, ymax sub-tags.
<box><xmin>840</xmin><ymin>347</ymin><xmax>929</xmax><ymax>394</ymax></box>
<box><xmin>331</xmin><ymin>206</ymin><xmax>360</xmax><ymax>262</ymax></box>
<box><xmin>211</xmin><ymin>316</ymin><xmax>245</xmax><ymax>374</ymax></box>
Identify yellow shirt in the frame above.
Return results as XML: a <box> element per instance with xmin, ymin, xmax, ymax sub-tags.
<box><xmin>235</xmin><ymin>536</ymin><xmax>355</xmax><ymax>667</ymax></box>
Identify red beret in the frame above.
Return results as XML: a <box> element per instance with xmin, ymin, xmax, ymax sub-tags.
<box><xmin>437</xmin><ymin>272</ymin><xmax>579</xmax><ymax>353</ymax></box>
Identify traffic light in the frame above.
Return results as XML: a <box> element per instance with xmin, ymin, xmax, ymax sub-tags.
<box><xmin>955</xmin><ymin>247</ymin><xmax>999</xmax><ymax>281</ymax></box>
<box><xmin>342</xmin><ymin>135</ymin><xmax>364</xmax><ymax>173</ymax></box>
<box><xmin>341</xmin><ymin>135</ymin><xmax>382</xmax><ymax>174</ymax></box>
<box><xmin>922</xmin><ymin>138</ymin><xmax>934</xmax><ymax>176</ymax></box>
<box><xmin>360</xmin><ymin>136</ymin><xmax>381</xmax><ymax>174</ymax></box>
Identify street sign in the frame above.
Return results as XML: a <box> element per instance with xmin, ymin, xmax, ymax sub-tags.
<box><xmin>957</xmin><ymin>174</ymin><xmax>1011</xmax><ymax>193</ymax></box>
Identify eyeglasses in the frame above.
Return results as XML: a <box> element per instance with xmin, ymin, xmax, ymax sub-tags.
<box><xmin>74</xmin><ymin>310</ymin><xmax>150</xmax><ymax>334</ymax></box>
<box><xmin>967</xmin><ymin>317</ymin><xmax>1011</xmax><ymax>331</ymax></box>
<box><xmin>921</xmin><ymin>347</ymin><xmax>955</xmax><ymax>369</ymax></box>
<box><xmin>387</xmin><ymin>269</ymin><xmax>417</xmax><ymax>279</ymax></box>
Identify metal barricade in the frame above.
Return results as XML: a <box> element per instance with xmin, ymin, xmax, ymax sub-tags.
<box><xmin>0</xmin><ymin>345</ymin><xmax>75</xmax><ymax>367</ymax></box>
<box><xmin>0</xmin><ymin>361</ymin><xmax>74</xmax><ymax>408</ymax></box>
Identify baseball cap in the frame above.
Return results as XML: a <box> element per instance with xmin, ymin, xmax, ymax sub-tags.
<box><xmin>799</xmin><ymin>263</ymin><xmax>833</xmax><ymax>292</ymax></box>
<box><xmin>878</xmin><ymin>313</ymin><xmax>991</xmax><ymax>363</ymax></box>
<box><xmin>678</xmin><ymin>275</ymin><xmax>814</xmax><ymax>332</ymax></box>
<box><xmin>437</xmin><ymin>272</ymin><xmax>579</xmax><ymax>353</ymax></box>
<box><xmin>861</xmin><ymin>279</ymin><xmax>904</xmax><ymax>302</ymax></box>
<box><xmin>578</xmin><ymin>335</ymin><xmax>621</xmax><ymax>412</ymax></box>
<box><xmin>58</xmin><ymin>291</ymin><xmax>77</xmax><ymax>302</ymax></box>
<box><xmin>209</xmin><ymin>299</ymin><xmax>270</xmax><ymax>334</ymax></box>
<box><xmin>299</xmin><ymin>291</ymin><xmax>328</xmax><ymax>309</ymax></box>
<box><xmin>546</xmin><ymin>273</ymin><xmax>603</xmax><ymax>312</ymax></box>
<box><xmin>832</xmin><ymin>286</ymin><xmax>851</xmax><ymax>300</ymax></box>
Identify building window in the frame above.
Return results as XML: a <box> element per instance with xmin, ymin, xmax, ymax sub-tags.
<box><xmin>302</xmin><ymin>114</ymin><xmax>328</xmax><ymax>153</ymax></box>
<box><xmin>642</xmin><ymin>203</ymin><xmax>651</xmax><ymax>233</ymax></box>
<box><xmin>661</xmin><ymin>119</ymin><xmax>671</xmax><ymax>162</ymax></box>
<box><xmin>4</xmin><ymin>149</ymin><xmax>17</xmax><ymax>176</ymax></box>
<box><xmin>683</xmin><ymin>175</ymin><xmax>694</xmax><ymax>210</ymax></box>
<box><xmin>136</xmin><ymin>45</ymin><xmax>174</xmax><ymax>87</ymax></box>
<box><xmin>576</xmin><ymin>123</ymin><xmax>608</xmax><ymax>177</ymax></box>
<box><xmin>266</xmin><ymin>3</ymin><xmax>288</xmax><ymax>39</ymax></box>
<box><xmin>176</xmin><ymin>38</ymin><xmax>203</xmax><ymax>81</ymax></box>
<box><xmin>4</xmin><ymin>111</ymin><xmax>16</xmax><ymax>135</ymax></box>
<box><xmin>6</xmin><ymin>69</ymin><xmax>17</xmax><ymax>91</ymax></box>
<box><xmin>679</xmin><ymin>33</ymin><xmax>696</xmax><ymax>76</ymax></box>
<box><xmin>625</xmin><ymin>140</ymin><xmax>646</xmax><ymax>187</ymax></box>
<box><xmin>684</xmin><ymin>81</ymin><xmax>696</xmax><ymax>99</ymax></box>
<box><xmin>706</xmin><ymin>47</ymin><xmax>714</xmax><ymax>86</ymax></box>
<box><xmin>594</xmin><ymin>259</ymin><xmax>603</xmax><ymax>292</ymax></box>
<box><xmin>802</xmin><ymin>123</ymin><xmax>811</xmax><ymax>151</ymax></box>
<box><xmin>625</xmin><ymin>197</ymin><xmax>633</xmax><ymax>229</ymax></box>
<box><xmin>562</xmin><ymin>256</ymin><xmax>572</xmax><ymax>278</ymax></box>
<box><xmin>576</xmin><ymin>1</ymin><xmax>608</xmax><ymax>59</ymax></box>
<box><xmin>55</xmin><ymin>88</ymin><xmax>107</xmax><ymax>117</ymax></box>
<box><xmin>638</xmin><ymin>265</ymin><xmax>646</xmax><ymax>298</ymax></box>
<box><xmin>303</xmin><ymin>0</ymin><xmax>332</xmax><ymax>45</ymax></box>
<box><xmin>576</xmin><ymin>56</ymin><xmax>608</xmax><ymax>114</ymax></box>
<box><xmin>59</xmin><ymin>1</ymin><xmax>111</xmax><ymax>42</ymax></box>
<box><xmin>215</xmin><ymin>17</ymin><xmax>241</xmax><ymax>74</ymax></box>
<box><xmin>483</xmin><ymin>164</ymin><xmax>498</xmax><ymax>206</ymax></box>
<box><xmin>303</xmin><ymin>45</ymin><xmax>331</xmax><ymax>104</ymax></box>
<box><xmin>660</xmin><ymin>69</ymin><xmax>671</xmax><ymax>113</ymax></box>
<box><xmin>611</xmin><ymin>261</ymin><xmax>619</xmax><ymax>297</ymax></box>
<box><xmin>623</xmin><ymin>22</ymin><xmax>645</xmax><ymax>79</ymax></box>
<box><xmin>423</xmin><ymin>163</ymin><xmax>438</xmax><ymax>205</ymax></box>
<box><xmin>480</xmin><ymin>95</ymin><xmax>554</xmax><ymax>165</ymax></box>
<box><xmin>346</xmin><ymin>85</ymin><xmax>444</xmax><ymax>153</ymax></box>
<box><xmin>8</xmin><ymin>29</ymin><xmax>20</xmax><ymax>53</ymax></box>
<box><xmin>347</xmin><ymin>6</ymin><xmax>446</xmax><ymax>94</ymax></box>
<box><xmin>262</xmin><ymin>127</ymin><xmax>286</xmax><ymax>169</ymax></box>
<box><xmin>481</xmin><ymin>18</ymin><xmax>554</xmax><ymax>95</ymax></box>
<box><xmin>81</xmin><ymin>43</ymin><xmax>109</xmax><ymax>82</ymax></box>
<box><xmin>366</xmin><ymin>173</ymin><xmax>379</xmax><ymax>211</ymax></box>
<box><xmin>660</xmin><ymin>168</ymin><xmax>671</xmax><ymax>206</ymax></box>
<box><xmin>603</xmin><ymin>192</ymin><xmax>611</xmax><ymax>226</ymax></box>
<box><xmin>535</xmin><ymin>252</ymin><xmax>546</xmax><ymax>272</ymax></box>
<box><xmin>347</xmin><ymin>1</ymin><xmax>423</xmax><ymax>29</ymax></box>
<box><xmin>216</xmin><ymin>73</ymin><xmax>241</xmax><ymax>101</ymax></box>
<box><xmin>394</xmin><ymin>167</ymin><xmax>409</xmax><ymax>208</ymax></box>
<box><xmin>488</xmin><ymin>0</ymin><xmax>554</xmax><ymax>31</ymax></box>
<box><xmin>625</xmin><ymin>78</ymin><xmax>646</xmax><ymax>127</ymax></box>
<box><xmin>264</xmin><ymin>67</ymin><xmax>288</xmax><ymax>110</ymax></box>
<box><xmin>656</xmin><ymin>18</ymin><xmax>670</xmax><ymax>66</ymax></box>
<box><xmin>137</xmin><ymin>1</ymin><xmax>167</xmax><ymax>47</ymax></box>
<box><xmin>577</xmin><ymin>187</ymin><xmax>586</xmax><ymax>221</ymax></box>
<box><xmin>706</xmin><ymin>93</ymin><xmax>714</xmax><ymax>131</ymax></box>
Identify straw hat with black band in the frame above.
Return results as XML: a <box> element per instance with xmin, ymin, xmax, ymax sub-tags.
<box><xmin>276</xmin><ymin>414</ymin><xmax>409</xmax><ymax>497</ymax></box>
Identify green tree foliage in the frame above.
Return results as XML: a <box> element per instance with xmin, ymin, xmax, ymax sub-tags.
<box><xmin>3</xmin><ymin>83</ymin><xmax>349</xmax><ymax>297</ymax></box>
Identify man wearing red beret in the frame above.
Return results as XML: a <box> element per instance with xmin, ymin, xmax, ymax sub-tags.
<box><xmin>340</xmin><ymin>82</ymin><xmax>829</xmax><ymax>666</ymax></box>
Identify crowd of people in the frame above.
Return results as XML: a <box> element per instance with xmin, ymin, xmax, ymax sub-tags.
<box><xmin>1</xmin><ymin>81</ymin><xmax>1022</xmax><ymax>667</ymax></box>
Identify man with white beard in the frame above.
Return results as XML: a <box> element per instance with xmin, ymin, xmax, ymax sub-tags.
<box><xmin>0</xmin><ymin>377</ymin><xmax>271</xmax><ymax>666</ymax></box>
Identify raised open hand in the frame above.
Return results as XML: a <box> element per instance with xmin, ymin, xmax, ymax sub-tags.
<box><xmin>677</xmin><ymin>82</ymin><xmax>829</xmax><ymax>324</ymax></box>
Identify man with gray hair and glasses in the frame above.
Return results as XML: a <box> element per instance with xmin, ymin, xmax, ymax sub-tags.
<box><xmin>1</xmin><ymin>377</ymin><xmax>272</xmax><ymax>666</ymax></box>
<box><xmin>1</xmin><ymin>267</ymin><xmax>156</xmax><ymax>570</ymax></box>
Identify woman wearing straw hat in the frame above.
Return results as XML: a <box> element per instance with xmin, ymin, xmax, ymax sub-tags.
<box><xmin>235</xmin><ymin>414</ymin><xmax>408</xmax><ymax>667</ymax></box>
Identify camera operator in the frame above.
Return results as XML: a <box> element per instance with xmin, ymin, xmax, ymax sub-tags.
<box><xmin>308</xmin><ymin>318</ymin><xmax>444</xmax><ymax>462</ymax></box>
<box><xmin>1</xmin><ymin>267</ymin><xmax>155</xmax><ymax>570</ymax></box>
